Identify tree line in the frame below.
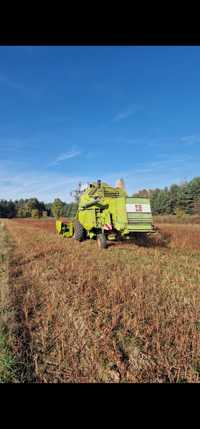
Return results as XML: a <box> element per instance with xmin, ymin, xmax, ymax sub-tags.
<box><xmin>133</xmin><ymin>177</ymin><xmax>200</xmax><ymax>215</ymax></box>
<box><xmin>1</xmin><ymin>176</ymin><xmax>200</xmax><ymax>218</ymax></box>
<box><xmin>0</xmin><ymin>197</ymin><xmax>74</xmax><ymax>219</ymax></box>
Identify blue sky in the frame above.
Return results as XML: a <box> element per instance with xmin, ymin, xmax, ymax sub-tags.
<box><xmin>0</xmin><ymin>46</ymin><xmax>200</xmax><ymax>202</ymax></box>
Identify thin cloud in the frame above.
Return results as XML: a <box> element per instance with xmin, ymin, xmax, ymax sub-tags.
<box><xmin>113</xmin><ymin>105</ymin><xmax>141</xmax><ymax>122</ymax></box>
<box><xmin>102</xmin><ymin>154</ymin><xmax>198</xmax><ymax>194</ymax></box>
<box><xmin>180</xmin><ymin>135</ymin><xmax>200</xmax><ymax>145</ymax></box>
<box><xmin>0</xmin><ymin>161</ymin><xmax>88</xmax><ymax>202</ymax></box>
<box><xmin>113</xmin><ymin>109</ymin><xmax>133</xmax><ymax>122</ymax></box>
<box><xmin>50</xmin><ymin>150</ymin><xmax>81</xmax><ymax>166</ymax></box>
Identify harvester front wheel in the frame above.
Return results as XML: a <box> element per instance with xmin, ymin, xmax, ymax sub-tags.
<box><xmin>73</xmin><ymin>221</ymin><xmax>85</xmax><ymax>241</ymax></box>
<box><xmin>97</xmin><ymin>233</ymin><xmax>107</xmax><ymax>249</ymax></box>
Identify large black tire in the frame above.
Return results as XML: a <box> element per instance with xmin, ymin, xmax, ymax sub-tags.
<box><xmin>134</xmin><ymin>232</ymin><xmax>148</xmax><ymax>246</ymax></box>
<box><xmin>73</xmin><ymin>221</ymin><xmax>85</xmax><ymax>241</ymax></box>
<box><xmin>97</xmin><ymin>233</ymin><xmax>107</xmax><ymax>249</ymax></box>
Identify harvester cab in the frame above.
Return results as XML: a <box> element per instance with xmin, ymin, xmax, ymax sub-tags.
<box><xmin>56</xmin><ymin>180</ymin><xmax>155</xmax><ymax>249</ymax></box>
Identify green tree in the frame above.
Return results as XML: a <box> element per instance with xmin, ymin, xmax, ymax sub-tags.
<box><xmin>51</xmin><ymin>198</ymin><xmax>65</xmax><ymax>218</ymax></box>
<box><xmin>16</xmin><ymin>207</ymin><xmax>26</xmax><ymax>218</ymax></box>
<box><xmin>192</xmin><ymin>197</ymin><xmax>200</xmax><ymax>214</ymax></box>
<box><xmin>0</xmin><ymin>200</ymin><xmax>16</xmax><ymax>218</ymax></box>
<box><xmin>150</xmin><ymin>189</ymin><xmax>171</xmax><ymax>214</ymax></box>
<box><xmin>31</xmin><ymin>208</ymin><xmax>41</xmax><ymax>218</ymax></box>
<box><xmin>188</xmin><ymin>177</ymin><xmax>200</xmax><ymax>197</ymax></box>
<box><xmin>25</xmin><ymin>198</ymin><xmax>40</xmax><ymax>215</ymax></box>
<box><xmin>168</xmin><ymin>184</ymin><xmax>181</xmax><ymax>214</ymax></box>
<box><xmin>177</xmin><ymin>183</ymin><xmax>193</xmax><ymax>214</ymax></box>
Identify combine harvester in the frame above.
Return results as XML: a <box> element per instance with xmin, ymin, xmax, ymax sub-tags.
<box><xmin>56</xmin><ymin>179</ymin><xmax>157</xmax><ymax>249</ymax></box>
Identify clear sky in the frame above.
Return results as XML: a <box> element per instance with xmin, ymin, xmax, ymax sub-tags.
<box><xmin>0</xmin><ymin>46</ymin><xmax>200</xmax><ymax>202</ymax></box>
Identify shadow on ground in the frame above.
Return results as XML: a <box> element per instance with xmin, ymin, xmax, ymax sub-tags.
<box><xmin>107</xmin><ymin>231</ymin><xmax>171</xmax><ymax>250</ymax></box>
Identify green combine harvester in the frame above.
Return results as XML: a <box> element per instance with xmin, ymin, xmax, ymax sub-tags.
<box><xmin>56</xmin><ymin>180</ymin><xmax>155</xmax><ymax>249</ymax></box>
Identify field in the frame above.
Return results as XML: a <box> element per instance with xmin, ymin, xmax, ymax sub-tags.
<box><xmin>1</xmin><ymin>218</ymin><xmax>200</xmax><ymax>383</ymax></box>
<box><xmin>154</xmin><ymin>214</ymin><xmax>200</xmax><ymax>224</ymax></box>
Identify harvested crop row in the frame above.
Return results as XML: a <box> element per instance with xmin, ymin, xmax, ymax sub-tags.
<box><xmin>4</xmin><ymin>220</ymin><xmax>200</xmax><ymax>383</ymax></box>
<box><xmin>10</xmin><ymin>218</ymin><xmax>56</xmax><ymax>234</ymax></box>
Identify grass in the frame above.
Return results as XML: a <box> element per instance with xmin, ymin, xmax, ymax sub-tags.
<box><xmin>2</xmin><ymin>218</ymin><xmax>200</xmax><ymax>383</ymax></box>
<box><xmin>0</xmin><ymin>332</ymin><xmax>16</xmax><ymax>383</ymax></box>
<box><xmin>154</xmin><ymin>214</ymin><xmax>200</xmax><ymax>224</ymax></box>
<box><xmin>0</xmin><ymin>223</ymin><xmax>17</xmax><ymax>383</ymax></box>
